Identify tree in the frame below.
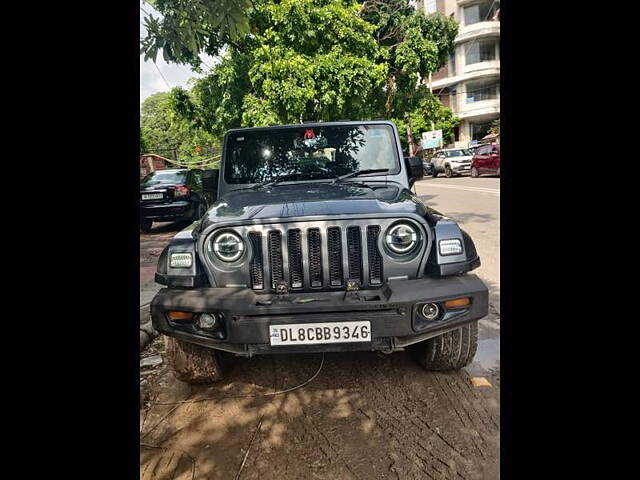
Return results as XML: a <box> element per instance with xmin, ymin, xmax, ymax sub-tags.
<box><xmin>140</xmin><ymin>0</ymin><xmax>252</xmax><ymax>69</ymax></box>
<box><xmin>169</xmin><ymin>0</ymin><xmax>388</xmax><ymax>132</ymax></box>
<box><xmin>142</xmin><ymin>0</ymin><xmax>459</xmax><ymax>151</ymax></box>
<box><xmin>489</xmin><ymin>118</ymin><xmax>500</xmax><ymax>135</ymax></box>
<box><xmin>361</xmin><ymin>0</ymin><xmax>459</xmax><ymax>152</ymax></box>
<box><xmin>140</xmin><ymin>91</ymin><xmax>220</xmax><ymax>165</ymax></box>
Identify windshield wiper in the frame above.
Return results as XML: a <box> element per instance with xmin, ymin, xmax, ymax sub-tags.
<box><xmin>332</xmin><ymin>168</ymin><xmax>389</xmax><ymax>183</ymax></box>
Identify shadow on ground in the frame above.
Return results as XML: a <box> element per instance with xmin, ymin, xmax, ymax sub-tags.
<box><xmin>141</xmin><ymin>347</ymin><xmax>500</xmax><ymax>480</ymax></box>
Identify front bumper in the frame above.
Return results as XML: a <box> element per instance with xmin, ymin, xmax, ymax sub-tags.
<box><xmin>151</xmin><ymin>275</ymin><xmax>488</xmax><ymax>356</ymax></box>
<box><xmin>450</xmin><ymin>164</ymin><xmax>471</xmax><ymax>174</ymax></box>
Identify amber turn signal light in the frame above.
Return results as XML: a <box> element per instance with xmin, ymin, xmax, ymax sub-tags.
<box><xmin>168</xmin><ymin>311</ymin><xmax>193</xmax><ymax>321</ymax></box>
<box><xmin>444</xmin><ymin>297</ymin><xmax>471</xmax><ymax>308</ymax></box>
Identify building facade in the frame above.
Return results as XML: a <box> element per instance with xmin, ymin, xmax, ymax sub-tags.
<box><xmin>416</xmin><ymin>0</ymin><xmax>500</xmax><ymax>148</ymax></box>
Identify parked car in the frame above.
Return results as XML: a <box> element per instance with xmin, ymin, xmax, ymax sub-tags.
<box><xmin>423</xmin><ymin>160</ymin><xmax>434</xmax><ymax>176</ymax></box>
<box><xmin>430</xmin><ymin>148</ymin><xmax>473</xmax><ymax>178</ymax></box>
<box><xmin>151</xmin><ymin>120</ymin><xmax>488</xmax><ymax>384</ymax></box>
<box><xmin>140</xmin><ymin>168</ymin><xmax>211</xmax><ymax>233</ymax></box>
<box><xmin>471</xmin><ymin>143</ymin><xmax>500</xmax><ymax>177</ymax></box>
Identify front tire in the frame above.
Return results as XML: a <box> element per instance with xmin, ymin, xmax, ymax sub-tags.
<box><xmin>164</xmin><ymin>336</ymin><xmax>223</xmax><ymax>384</ymax></box>
<box><xmin>471</xmin><ymin>167</ymin><xmax>479</xmax><ymax>178</ymax></box>
<box><xmin>140</xmin><ymin>218</ymin><xmax>153</xmax><ymax>233</ymax></box>
<box><xmin>445</xmin><ymin>165</ymin><xmax>453</xmax><ymax>178</ymax></box>
<box><xmin>413</xmin><ymin>322</ymin><xmax>478</xmax><ymax>371</ymax></box>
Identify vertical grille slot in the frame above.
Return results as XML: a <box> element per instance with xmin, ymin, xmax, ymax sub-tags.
<box><xmin>268</xmin><ymin>231</ymin><xmax>283</xmax><ymax>289</ymax></box>
<box><xmin>248</xmin><ymin>232</ymin><xmax>264</xmax><ymax>290</ymax></box>
<box><xmin>288</xmin><ymin>229</ymin><xmax>303</xmax><ymax>289</ymax></box>
<box><xmin>308</xmin><ymin>228</ymin><xmax>323</xmax><ymax>287</ymax></box>
<box><xmin>347</xmin><ymin>226</ymin><xmax>362</xmax><ymax>282</ymax></box>
<box><xmin>367</xmin><ymin>226</ymin><xmax>383</xmax><ymax>285</ymax></box>
<box><xmin>327</xmin><ymin>227</ymin><xmax>343</xmax><ymax>286</ymax></box>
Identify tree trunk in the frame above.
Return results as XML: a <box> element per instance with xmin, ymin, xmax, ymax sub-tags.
<box><xmin>405</xmin><ymin>112</ymin><xmax>416</xmax><ymax>156</ymax></box>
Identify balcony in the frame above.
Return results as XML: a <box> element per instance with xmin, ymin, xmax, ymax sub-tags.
<box><xmin>455</xmin><ymin>98</ymin><xmax>500</xmax><ymax>120</ymax></box>
<box><xmin>456</xmin><ymin>21</ymin><xmax>500</xmax><ymax>44</ymax></box>
<box><xmin>431</xmin><ymin>64</ymin><xmax>500</xmax><ymax>90</ymax></box>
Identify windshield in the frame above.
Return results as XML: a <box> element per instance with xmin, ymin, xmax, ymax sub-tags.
<box><xmin>140</xmin><ymin>171</ymin><xmax>187</xmax><ymax>186</ymax></box>
<box><xmin>446</xmin><ymin>149</ymin><xmax>470</xmax><ymax>157</ymax></box>
<box><xmin>223</xmin><ymin>124</ymin><xmax>399</xmax><ymax>184</ymax></box>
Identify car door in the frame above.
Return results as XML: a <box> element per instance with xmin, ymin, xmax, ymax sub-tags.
<box><xmin>489</xmin><ymin>145</ymin><xmax>500</xmax><ymax>171</ymax></box>
<box><xmin>475</xmin><ymin>146</ymin><xmax>489</xmax><ymax>172</ymax></box>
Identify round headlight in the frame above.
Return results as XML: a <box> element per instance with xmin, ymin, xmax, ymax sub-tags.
<box><xmin>385</xmin><ymin>223</ymin><xmax>418</xmax><ymax>254</ymax></box>
<box><xmin>209</xmin><ymin>231</ymin><xmax>245</xmax><ymax>262</ymax></box>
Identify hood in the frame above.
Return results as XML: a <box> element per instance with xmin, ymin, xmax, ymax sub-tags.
<box><xmin>199</xmin><ymin>182</ymin><xmax>438</xmax><ymax>229</ymax></box>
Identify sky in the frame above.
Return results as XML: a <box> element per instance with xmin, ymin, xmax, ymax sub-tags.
<box><xmin>139</xmin><ymin>0</ymin><xmax>217</xmax><ymax>103</ymax></box>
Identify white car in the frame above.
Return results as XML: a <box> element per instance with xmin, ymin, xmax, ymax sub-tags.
<box><xmin>430</xmin><ymin>148</ymin><xmax>473</xmax><ymax>178</ymax></box>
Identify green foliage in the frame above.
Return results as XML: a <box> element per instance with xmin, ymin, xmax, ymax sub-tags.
<box><xmin>489</xmin><ymin>118</ymin><xmax>500</xmax><ymax>135</ymax></box>
<box><xmin>142</xmin><ymin>0</ymin><xmax>460</xmax><ymax>152</ymax></box>
<box><xmin>140</xmin><ymin>91</ymin><xmax>219</xmax><ymax>166</ymax></box>
<box><xmin>392</xmin><ymin>90</ymin><xmax>460</xmax><ymax>151</ymax></box>
<box><xmin>169</xmin><ymin>0</ymin><xmax>388</xmax><ymax>131</ymax></box>
<box><xmin>140</xmin><ymin>0</ymin><xmax>252</xmax><ymax>68</ymax></box>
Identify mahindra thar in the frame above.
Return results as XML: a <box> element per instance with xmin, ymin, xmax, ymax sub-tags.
<box><xmin>150</xmin><ymin>120</ymin><xmax>488</xmax><ymax>383</ymax></box>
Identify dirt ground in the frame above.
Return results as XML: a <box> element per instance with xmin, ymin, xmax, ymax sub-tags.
<box><xmin>140</xmin><ymin>203</ymin><xmax>500</xmax><ymax>479</ymax></box>
<box><xmin>141</xmin><ymin>338</ymin><xmax>499</xmax><ymax>480</ymax></box>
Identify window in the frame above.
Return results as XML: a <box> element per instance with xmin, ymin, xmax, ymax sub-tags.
<box><xmin>466</xmin><ymin>81</ymin><xmax>499</xmax><ymax>103</ymax></box>
<box><xmin>465</xmin><ymin>40</ymin><xmax>496</xmax><ymax>65</ymax></box>
<box><xmin>464</xmin><ymin>1</ymin><xmax>500</xmax><ymax>25</ymax></box>
<box><xmin>223</xmin><ymin>125</ymin><xmax>400</xmax><ymax>184</ymax></box>
<box><xmin>140</xmin><ymin>170</ymin><xmax>187</xmax><ymax>186</ymax></box>
<box><xmin>425</xmin><ymin>1</ymin><xmax>438</xmax><ymax>14</ymax></box>
<box><xmin>448</xmin><ymin>53</ymin><xmax>456</xmax><ymax>76</ymax></box>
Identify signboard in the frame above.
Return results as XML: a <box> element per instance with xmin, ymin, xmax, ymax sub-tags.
<box><xmin>421</xmin><ymin>129</ymin><xmax>443</xmax><ymax>149</ymax></box>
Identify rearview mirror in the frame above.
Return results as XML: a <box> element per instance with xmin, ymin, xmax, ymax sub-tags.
<box><xmin>202</xmin><ymin>169</ymin><xmax>219</xmax><ymax>203</ymax></box>
<box><xmin>405</xmin><ymin>156</ymin><xmax>424</xmax><ymax>187</ymax></box>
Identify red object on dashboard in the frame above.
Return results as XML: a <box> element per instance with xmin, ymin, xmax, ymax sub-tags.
<box><xmin>303</xmin><ymin>129</ymin><xmax>315</xmax><ymax>139</ymax></box>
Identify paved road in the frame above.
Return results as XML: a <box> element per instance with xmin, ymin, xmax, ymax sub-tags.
<box><xmin>414</xmin><ymin>175</ymin><xmax>500</xmax><ymax>376</ymax></box>
<box><xmin>140</xmin><ymin>177</ymin><xmax>501</xmax><ymax>480</ymax></box>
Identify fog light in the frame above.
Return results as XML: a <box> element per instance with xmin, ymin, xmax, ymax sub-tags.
<box><xmin>445</xmin><ymin>297</ymin><xmax>471</xmax><ymax>308</ymax></box>
<box><xmin>421</xmin><ymin>303</ymin><xmax>440</xmax><ymax>321</ymax></box>
<box><xmin>196</xmin><ymin>313</ymin><xmax>218</xmax><ymax>330</ymax></box>
<box><xmin>168</xmin><ymin>311</ymin><xmax>193</xmax><ymax>321</ymax></box>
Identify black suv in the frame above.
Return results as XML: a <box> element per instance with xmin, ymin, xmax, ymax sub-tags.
<box><xmin>140</xmin><ymin>168</ymin><xmax>211</xmax><ymax>232</ymax></box>
<box><xmin>151</xmin><ymin>121</ymin><xmax>488</xmax><ymax>383</ymax></box>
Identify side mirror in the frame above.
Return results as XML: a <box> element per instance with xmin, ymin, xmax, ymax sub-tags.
<box><xmin>202</xmin><ymin>169</ymin><xmax>219</xmax><ymax>203</ymax></box>
<box><xmin>405</xmin><ymin>156</ymin><xmax>424</xmax><ymax>187</ymax></box>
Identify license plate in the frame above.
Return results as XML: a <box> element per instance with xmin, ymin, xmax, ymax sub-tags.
<box><xmin>142</xmin><ymin>193</ymin><xmax>163</xmax><ymax>200</ymax></box>
<box><xmin>269</xmin><ymin>321</ymin><xmax>371</xmax><ymax>346</ymax></box>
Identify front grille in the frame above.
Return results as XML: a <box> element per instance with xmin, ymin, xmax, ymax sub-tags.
<box><xmin>327</xmin><ymin>227</ymin><xmax>343</xmax><ymax>286</ymax></box>
<box><xmin>255</xmin><ymin>224</ymin><xmax>389</xmax><ymax>292</ymax></box>
<box><xmin>248</xmin><ymin>232</ymin><xmax>264</xmax><ymax>290</ymax></box>
<box><xmin>367</xmin><ymin>226</ymin><xmax>383</xmax><ymax>285</ymax></box>
<box><xmin>268</xmin><ymin>231</ymin><xmax>284</xmax><ymax>288</ymax></box>
<box><xmin>308</xmin><ymin>229</ymin><xmax>323</xmax><ymax>287</ymax></box>
<box><xmin>347</xmin><ymin>226</ymin><xmax>362</xmax><ymax>282</ymax></box>
<box><xmin>288</xmin><ymin>229</ymin><xmax>303</xmax><ymax>289</ymax></box>
<box><xmin>238</xmin><ymin>219</ymin><xmax>421</xmax><ymax>293</ymax></box>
